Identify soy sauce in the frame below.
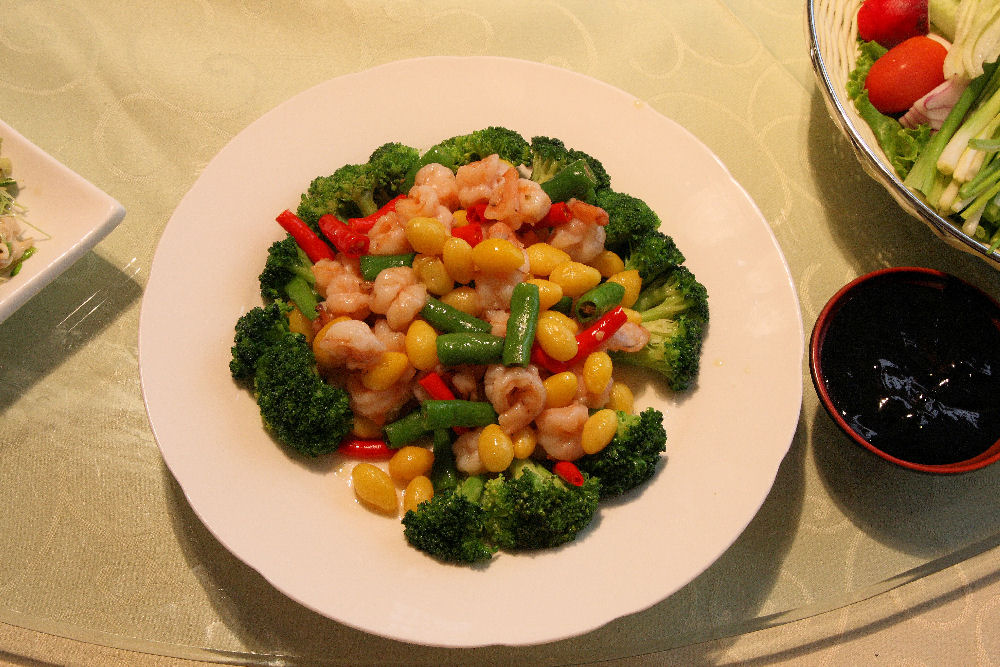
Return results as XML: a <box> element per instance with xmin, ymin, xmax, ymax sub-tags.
<box><xmin>820</xmin><ymin>274</ymin><xmax>1000</xmax><ymax>466</ymax></box>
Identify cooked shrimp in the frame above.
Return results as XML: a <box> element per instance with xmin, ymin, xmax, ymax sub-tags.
<box><xmin>455</xmin><ymin>154</ymin><xmax>509</xmax><ymax>208</ymax></box>
<box><xmin>483</xmin><ymin>364</ymin><xmax>547</xmax><ymax>435</ymax></box>
<box><xmin>601</xmin><ymin>322</ymin><xmax>650</xmax><ymax>353</ymax></box>
<box><xmin>312</xmin><ymin>255</ymin><xmax>373</xmax><ymax>320</ymax></box>
<box><xmin>475</xmin><ymin>272</ymin><xmax>525</xmax><ymax>311</ymax></box>
<box><xmin>412</xmin><ymin>163</ymin><xmax>460</xmax><ymax>210</ymax></box>
<box><xmin>396</xmin><ymin>185</ymin><xmax>454</xmax><ymax>230</ymax></box>
<box><xmin>371</xmin><ymin>319</ymin><xmax>406</xmax><ymax>353</ymax></box>
<box><xmin>368</xmin><ymin>211</ymin><xmax>412</xmax><ymax>255</ymax></box>
<box><xmin>370</xmin><ymin>266</ymin><xmax>428</xmax><ymax>331</ymax></box>
<box><xmin>547</xmin><ymin>198</ymin><xmax>609</xmax><ymax>264</ymax></box>
<box><xmin>485</xmin><ymin>170</ymin><xmax>551</xmax><ymax>230</ymax></box>
<box><xmin>484</xmin><ymin>221</ymin><xmax>525</xmax><ymax>248</ymax></box>
<box><xmin>535</xmin><ymin>402</ymin><xmax>588</xmax><ymax>461</ymax></box>
<box><xmin>450</xmin><ymin>365</ymin><xmax>485</xmax><ymax>401</ymax></box>
<box><xmin>453</xmin><ymin>428</ymin><xmax>486</xmax><ymax>475</ymax></box>
<box><xmin>484</xmin><ymin>309</ymin><xmax>509</xmax><ymax>337</ymax></box>
<box><xmin>346</xmin><ymin>371</ymin><xmax>416</xmax><ymax>425</ymax></box>
<box><xmin>313</xmin><ymin>319</ymin><xmax>385</xmax><ymax>371</ymax></box>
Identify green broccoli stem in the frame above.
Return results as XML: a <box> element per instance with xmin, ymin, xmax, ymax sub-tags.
<box><xmin>637</xmin><ymin>296</ymin><xmax>688</xmax><ymax>323</ymax></box>
<box><xmin>455</xmin><ymin>475</ymin><xmax>484</xmax><ymax>503</ymax></box>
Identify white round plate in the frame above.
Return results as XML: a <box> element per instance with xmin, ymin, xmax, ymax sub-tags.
<box><xmin>139</xmin><ymin>56</ymin><xmax>803</xmax><ymax>648</ymax></box>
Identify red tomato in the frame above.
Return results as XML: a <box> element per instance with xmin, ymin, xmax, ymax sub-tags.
<box><xmin>857</xmin><ymin>0</ymin><xmax>928</xmax><ymax>49</ymax></box>
<box><xmin>865</xmin><ymin>36</ymin><xmax>947</xmax><ymax>114</ymax></box>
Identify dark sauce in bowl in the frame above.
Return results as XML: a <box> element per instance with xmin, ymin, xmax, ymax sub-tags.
<box><xmin>811</xmin><ymin>268</ymin><xmax>1000</xmax><ymax>471</ymax></box>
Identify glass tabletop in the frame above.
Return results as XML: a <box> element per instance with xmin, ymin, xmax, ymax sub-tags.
<box><xmin>1</xmin><ymin>1</ymin><xmax>999</xmax><ymax>663</ymax></box>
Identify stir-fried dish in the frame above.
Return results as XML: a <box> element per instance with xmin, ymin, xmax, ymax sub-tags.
<box><xmin>230</xmin><ymin>128</ymin><xmax>709</xmax><ymax>563</ymax></box>
<box><xmin>0</xmin><ymin>140</ymin><xmax>35</xmax><ymax>281</ymax></box>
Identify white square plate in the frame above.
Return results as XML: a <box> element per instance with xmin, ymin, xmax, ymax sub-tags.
<box><xmin>0</xmin><ymin>119</ymin><xmax>125</xmax><ymax>323</ymax></box>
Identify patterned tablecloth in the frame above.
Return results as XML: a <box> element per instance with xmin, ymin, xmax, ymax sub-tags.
<box><xmin>1</xmin><ymin>1</ymin><xmax>999</xmax><ymax>664</ymax></box>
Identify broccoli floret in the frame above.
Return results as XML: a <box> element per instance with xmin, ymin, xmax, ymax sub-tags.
<box><xmin>632</xmin><ymin>266</ymin><xmax>709</xmax><ymax>323</ymax></box>
<box><xmin>258</xmin><ymin>236</ymin><xmax>320</xmax><ymax>318</ymax></box>
<box><xmin>296</xmin><ymin>141</ymin><xmax>419</xmax><ymax>226</ymax></box>
<box><xmin>529</xmin><ymin>136</ymin><xmax>610</xmax><ymax>191</ymax></box>
<box><xmin>576</xmin><ymin>408</ymin><xmax>667</xmax><ymax>499</ymax></box>
<box><xmin>402</xmin><ymin>476</ymin><xmax>496</xmax><ymax>564</ymax></box>
<box><xmin>229</xmin><ymin>301</ymin><xmax>297</xmax><ymax>382</ymax></box>
<box><xmin>592</xmin><ymin>189</ymin><xmax>668</xmax><ymax>256</ymax></box>
<box><xmin>367</xmin><ymin>141</ymin><xmax>421</xmax><ymax>203</ymax></box>
<box><xmin>610</xmin><ymin>266</ymin><xmax>709</xmax><ymax>391</ymax></box>
<box><xmin>479</xmin><ymin>460</ymin><xmax>600</xmax><ymax>551</ymax></box>
<box><xmin>425</xmin><ymin>126</ymin><xmax>531</xmax><ymax>170</ymax></box>
<box><xmin>622</xmin><ymin>230</ymin><xmax>686</xmax><ymax>284</ymax></box>
<box><xmin>253</xmin><ymin>337</ymin><xmax>353</xmax><ymax>457</ymax></box>
<box><xmin>402</xmin><ymin>460</ymin><xmax>601</xmax><ymax>562</ymax></box>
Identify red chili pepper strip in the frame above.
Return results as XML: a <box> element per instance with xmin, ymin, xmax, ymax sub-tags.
<box><xmin>553</xmin><ymin>461</ymin><xmax>585</xmax><ymax>487</ymax></box>
<box><xmin>530</xmin><ymin>306</ymin><xmax>629</xmax><ymax>374</ymax></box>
<box><xmin>418</xmin><ymin>372</ymin><xmax>456</xmax><ymax>400</ymax></box>
<box><xmin>450</xmin><ymin>222</ymin><xmax>483</xmax><ymax>247</ymax></box>
<box><xmin>338</xmin><ymin>438</ymin><xmax>395</xmax><ymax>460</ymax></box>
<box><xmin>465</xmin><ymin>202</ymin><xmax>489</xmax><ymax>224</ymax></box>
<box><xmin>348</xmin><ymin>194</ymin><xmax>405</xmax><ymax>234</ymax></box>
<box><xmin>531</xmin><ymin>343</ymin><xmax>568</xmax><ymax>374</ymax></box>
<box><xmin>276</xmin><ymin>210</ymin><xmax>336</xmax><ymax>263</ymax></box>
<box><xmin>574</xmin><ymin>306</ymin><xmax>627</xmax><ymax>359</ymax></box>
<box><xmin>318</xmin><ymin>214</ymin><xmax>370</xmax><ymax>257</ymax></box>
<box><xmin>538</xmin><ymin>201</ymin><xmax>571</xmax><ymax>226</ymax></box>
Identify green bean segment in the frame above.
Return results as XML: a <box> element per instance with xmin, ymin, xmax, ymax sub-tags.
<box><xmin>575</xmin><ymin>281</ymin><xmax>626</xmax><ymax>324</ymax></box>
<box><xmin>421</xmin><ymin>297</ymin><xmax>492</xmax><ymax>333</ymax></box>
<box><xmin>422</xmin><ymin>400</ymin><xmax>498</xmax><ymax>430</ymax></box>
<box><xmin>436</xmin><ymin>332</ymin><xmax>505</xmax><ymax>366</ymax></box>
<box><xmin>540</xmin><ymin>158</ymin><xmax>597</xmax><ymax>203</ymax></box>
<box><xmin>502</xmin><ymin>282</ymin><xmax>540</xmax><ymax>366</ymax></box>
<box><xmin>383</xmin><ymin>410</ymin><xmax>430</xmax><ymax>448</ymax></box>
<box><xmin>550</xmin><ymin>295</ymin><xmax>574</xmax><ymax>314</ymax></box>
<box><xmin>359</xmin><ymin>252</ymin><xmax>416</xmax><ymax>281</ymax></box>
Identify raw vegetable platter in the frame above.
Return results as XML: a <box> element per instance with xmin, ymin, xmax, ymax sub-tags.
<box><xmin>138</xmin><ymin>57</ymin><xmax>803</xmax><ymax>647</ymax></box>
<box><xmin>809</xmin><ymin>0</ymin><xmax>1000</xmax><ymax>267</ymax></box>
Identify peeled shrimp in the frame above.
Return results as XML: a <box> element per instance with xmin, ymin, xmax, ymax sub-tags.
<box><xmin>412</xmin><ymin>163</ymin><xmax>460</xmax><ymax>210</ymax></box>
<box><xmin>368</xmin><ymin>211</ymin><xmax>412</xmax><ymax>255</ymax></box>
<box><xmin>484</xmin><ymin>309</ymin><xmax>509</xmax><ymax>337</ymax></box>
<box><xmin>453</xmin><ymin>428</ymin><xmax>486</xmax><ymax>475</ymax></box>
<box><xmin>370</xmin><ymin>266</ymin><xmax>428</xmax><ymax>331</ymax></box>
<box><xmin>483</xmin><ymin>364</ymin><xmax>547</xmax><ymax>435</ymax></box>
<box><xmin>535</xmin><ymin>402</ymin><xmax>588</xmax><ymax>461</ymax></box>
<box><xmin>371</xmin><ymin>319</ymin><xmax>406</xmax><ymax>353</ymax></box>
<box><xmin>484</xmin><ymin>169</ymin><xmax>551</xmax><ymax>230</ymax></box>
<box><xmin>346</xmin><ymin>371</ymin><xmax>416</xmax><ymax>425</ymax></box>
<box><xmin>455</xmin><ymin>154</ymin><xmax>509</xmax><ymax>209</ymax></box>
<box><xmin>312</xmin><ymin>255</ymin><xmax>373</xmax><ymax>320</ymax></box>
<box><xmin>601</xmin><ymin>322</ymin><xmax>650</xmax><ymax>353</ymax></box>
<box><xmin>396</xmin><ymin>185</ymin><xmax>454</xmax><ymax>230</ymax></box>
<box><xmin>450</xmin><ymin>365</ymin><xmax>485</xmax><ymax>401</ymax></box>
<box><xmin>313</xmin><ymin>319</ymin><xmax>385</xmax><ymax>371</ymax></box>
<box><xmin>547</xmin><ymin>198</ymin><xmax>609</xmax><ymax>264</ymax></box>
